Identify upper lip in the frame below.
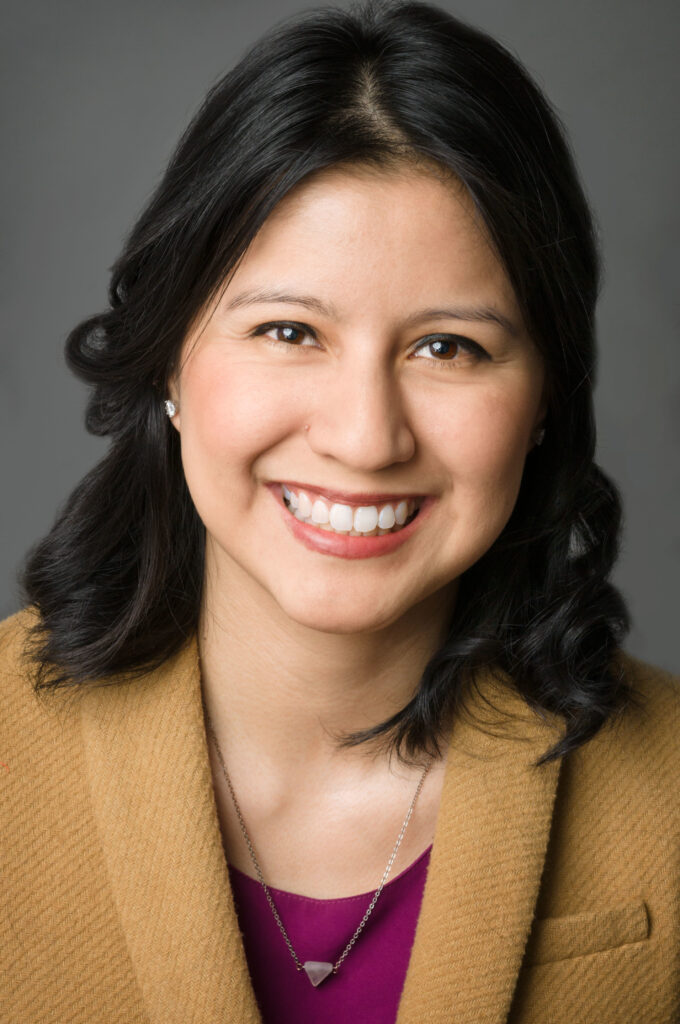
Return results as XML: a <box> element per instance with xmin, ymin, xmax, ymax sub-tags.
<box><xmin>272</xmin><ymin>481</ymin><xmax>429</xmax><ymax>505</ymax></box>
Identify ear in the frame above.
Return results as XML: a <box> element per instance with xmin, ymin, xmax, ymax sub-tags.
<box><xmin>527</xmin><ymin>393</ymin><xmax>548</xmax><ymax>453</ymax></box>
<box><xmin>165</xmin><ymin>375</ymin><xmax>181</xmax><ymax>432</ymax></box>
<box><xmin>533</xmin><ymin>403</ymin><xmax>547</xmax><ymax>434</ymax></box>
<box><xmin>535</xmin><ymin>378</ymin><xmax>548</xmax><ymax>426</ymax></box>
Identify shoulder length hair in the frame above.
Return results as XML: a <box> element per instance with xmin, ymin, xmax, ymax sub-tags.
<box><xmin>20</xmin><ymin>0</ymin><xmax>633</xmax><ymax>767</ymax></box>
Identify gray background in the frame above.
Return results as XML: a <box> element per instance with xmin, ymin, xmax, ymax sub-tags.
<box><xmin>1</xmin><ymin>0</ymin><xmax>678</xmax><ymax>671</ymax></box>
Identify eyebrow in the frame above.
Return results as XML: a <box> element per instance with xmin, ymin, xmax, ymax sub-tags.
<box><xmin>223</xmin><ymin>287</ymin><xmax>519</xmax><ymax>336</ymax></box>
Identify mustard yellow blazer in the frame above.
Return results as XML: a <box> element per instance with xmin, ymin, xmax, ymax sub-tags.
<box><xmin>2</xmin><ymin>608</ymin><xmax>679</xmax><ymax>1023</ymax></box>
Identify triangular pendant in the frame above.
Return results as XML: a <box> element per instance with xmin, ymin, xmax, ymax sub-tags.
<box><xmin>303</xmin><ymin>961</ymin><xmax>334</xmax><ymax>987</ymax></box>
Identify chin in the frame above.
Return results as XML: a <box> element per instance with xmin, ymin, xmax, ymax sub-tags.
<box><xmin>274</xmin><ymin>589</ymin><xmax>409</xmax><ymax>636</ymax></box>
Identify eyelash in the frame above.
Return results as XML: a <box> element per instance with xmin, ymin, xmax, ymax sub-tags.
<box><xmin>251</xmin><ymin>321</ymin><xmax>490</xmax><ymax>368</ymax></box>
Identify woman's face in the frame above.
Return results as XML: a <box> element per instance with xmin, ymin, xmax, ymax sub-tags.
<box><xmin>169</xmin><ymin>164</ymin><xmax>545</xmax><ymax>634</ymax></box>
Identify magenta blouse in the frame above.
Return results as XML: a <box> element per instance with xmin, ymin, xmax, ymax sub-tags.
<box><xmin>228</xmin><ymin>844</ymin><xmax>432</xmax><ymax>1024</ymax></box>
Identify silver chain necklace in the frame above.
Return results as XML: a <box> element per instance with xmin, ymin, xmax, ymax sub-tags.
<box><xmin>203</xmin><ymin>697</ymin><xmax>432</xmax><ymax>988</ymax></box>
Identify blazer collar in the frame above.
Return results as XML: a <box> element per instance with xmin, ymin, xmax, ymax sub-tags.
<box><xmin>80</xmin><ymin>633</ymin><xmax>563</xmax><ymax>1024</ymax></box>
<box><xmin>396</xmin><ymin>672</ymin><xmax>563</xmax><ymax>1023</ymax></box>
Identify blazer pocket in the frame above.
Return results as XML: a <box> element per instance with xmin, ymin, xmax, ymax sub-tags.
<box><xmin>523</xmin><ymin>900</ymin><xmax>650</xmax><ymax>966</ymax></box>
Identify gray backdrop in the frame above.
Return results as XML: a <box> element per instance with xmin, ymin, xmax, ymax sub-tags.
<box><xmin>1</xmin><ymin>0</ymin><xmax>678</xmax><ymax>671</ymax></box>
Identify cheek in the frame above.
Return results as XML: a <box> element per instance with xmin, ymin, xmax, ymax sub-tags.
<box><xmin>424</xmin><ymin>385</ymin><xmax>536</xmax><ymax>511</ymax></box>
<box><xmin>179</xmin><ymin>353</ymin><xmax>298</xmax><ymax>474</ymax></box>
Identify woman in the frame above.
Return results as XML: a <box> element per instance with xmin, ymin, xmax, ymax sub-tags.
<box><xmin>2</xmin><ymin>2</ymin><xmax>678</xmax><ymax>1022</ymax></box>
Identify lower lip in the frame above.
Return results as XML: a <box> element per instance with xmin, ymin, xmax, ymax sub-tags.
<box><xmin>267</xmin><ymin>485</ymin><xmax>435</xmax><ymax>560</ymax></box>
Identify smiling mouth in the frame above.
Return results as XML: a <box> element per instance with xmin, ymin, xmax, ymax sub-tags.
<box><xmin>280</xmin><ymin>484</ymin><xmax>421</xmax><ymax>536</ymax></box>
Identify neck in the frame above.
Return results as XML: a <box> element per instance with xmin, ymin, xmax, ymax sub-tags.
<box><xmin>198</xmin><ymin>560</ymin><xmax>457</xmax><ymax>782</ymax></box>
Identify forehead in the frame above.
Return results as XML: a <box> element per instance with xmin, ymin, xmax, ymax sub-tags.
<box><xmin>218</xmin><ymin>162</ymin><xmax>521</xmax><ymax>328</ymax></box>
<box><xmin>258</xmin><ymin>162</ymin><xmax>487</xmax><ymax>256</ymax></box>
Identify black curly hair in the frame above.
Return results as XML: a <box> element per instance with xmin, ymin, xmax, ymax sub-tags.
<box><xmin>19</xmin><ymin>0</ymin><xmax>633</xmax><ymax>767</ymax></box>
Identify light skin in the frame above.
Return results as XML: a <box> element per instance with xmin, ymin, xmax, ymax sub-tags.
<box><xmin>168</xmin><ymin>162</ymin><xmax>546</xmax><ymax>897</ymax></box>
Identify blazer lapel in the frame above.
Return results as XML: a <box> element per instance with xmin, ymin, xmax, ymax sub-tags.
<box><xmin>81</xmin><ymin>636</ymin><xmax>562</xmax><ymax>1024</ymax></box>
<box><xmin>80</xmin><ymin>634</ymin><xmax>262</xmax><ymax>1024</ymax></box>
<box><xmin>396</xmin><ymin>670</ymin><xmax>563</xmax><ymax>1024</ymax></box>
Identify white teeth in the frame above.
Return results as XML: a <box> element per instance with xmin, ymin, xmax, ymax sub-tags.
<box><xmin>280</xmin><ymin>485</ymin><xmax>420</xmax><ymax>536</ymax></box>
<box><xmin>297</xmin><ymin>491</ymin><xmax>312</xmax><ymax>518</ymax></box>
<box><xmin>394</xmin><ymin>500</ymin><xmax>408</xmax><ymax>525</ymax></box>
<box><xmin>378</xmin><ymin>504</ymin><xmax>396</xmax><ymax>529</ymax></box>
<box><xmin>354</xmin><ymin>506</ymin><xmax>379</xmax><ymax>533</ymax></box>
<box><xmin>311</xmin><ymin>499</ymin><xmax>329</xmax><ymax>524</ymax></box>
<box><xmin>329</xmin><ymin>503</ymin><xmax>353</xmax><ymax>532</ymax></box>
<box><xmin>284</xmin><ymin>483</ymin><xmax>301</xmax><ymax>507</ymax></box>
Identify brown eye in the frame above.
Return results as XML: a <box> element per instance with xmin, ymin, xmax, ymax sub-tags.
<box><xmin>413</xmin><ymin>334</ymin><xmax>488</xmax><ymax>367</ymax></box>
<box><xmin>273</xmin><ymin>325</ymin><xmax>304</xmax><ymax>343</ymax></box>
<box><xmin>253</xmin><ymin>321</ymin><xmax>318</xmax><ymax>347</ymax></box>
<box><xmin>428</xmin><ymin>339</ymin><xmax>458</xmax><ymax>360</ymax></box>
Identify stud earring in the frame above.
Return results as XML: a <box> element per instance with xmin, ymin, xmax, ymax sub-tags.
<box><xmin>165</xmin><ymin>399</ymin><xmax>178</xmax><ymax>418</ymax></box>
<box><xmin>534</xmin><ymin>427</ymin><xmax>546</xmax><ymax>446</ymax></box>
<box><xmin>304</xmin><ymin>423</ymin><xmax>310</xmax><ymax>432</ymax></box>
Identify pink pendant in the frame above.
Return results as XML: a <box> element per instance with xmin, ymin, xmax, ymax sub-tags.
<box><xmin>303</xmin><ymin>961</ymin><xmax>334</xmax><ymax>987</ymax></box>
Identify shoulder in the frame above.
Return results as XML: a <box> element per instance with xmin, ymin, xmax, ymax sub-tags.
<box><xmin>0</xmin><ymin>606</ymin><xmax>42</xmax><ymax>714</ymax></box>
<box><xmin>609</xmin><ymin>649</ymin><xmax>680</xmax><ymax>750</ymax></box>
<box><xmin>615</xmin><ymin>647</ymin><xmax>679</xmax><ymax>696</ymax></box>
<box><xmin>562</xmin><ymin>650</ymin><xmax>680</xmax><ymax>824</ymax></box>
<box><xmin>0</xmin><ymin>605</ymin><xmax>36</xmax><ymax>651</ymax></box>
<box><xmin>0</xmin><ymin>607</ymin><xmax>82</xmax><ymax>766</ymax></box>
<box><xmin>1</xmin><ymin>605</ymin><xmax>47</xmax><ymax>702</ymax></box>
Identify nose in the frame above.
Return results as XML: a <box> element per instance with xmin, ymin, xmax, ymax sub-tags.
<box><xmin>305</xmin><ymin>355</ymin><xmax>416</xmax><ymax>472</ymax></box>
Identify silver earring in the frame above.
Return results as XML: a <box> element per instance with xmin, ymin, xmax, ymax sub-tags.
<box><xmin>165</xmin><ymin>399</ymin><xmax>177</xmax><ymax>418</ymax></box>
<box><xmin>534</xmin><ymin>427</ymin><xmax>546</xmax><ymax>446</ymax></box>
